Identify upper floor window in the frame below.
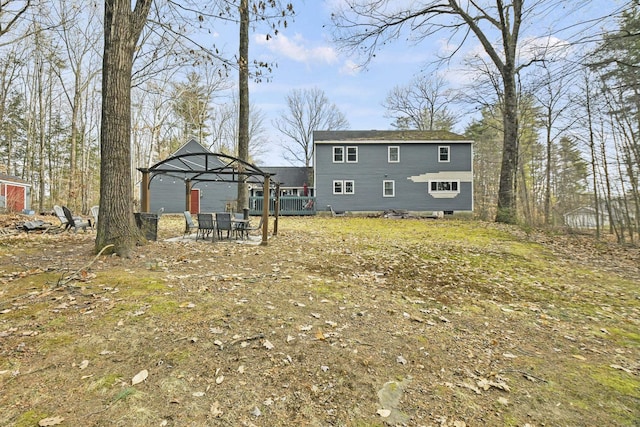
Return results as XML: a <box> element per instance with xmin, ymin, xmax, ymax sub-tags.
<box><xmin>333</xmin><ymin>146</ymin><xmax>344</xmax><ymax>163</ymax></box>
<box><xmin>346</xmin><ymin>146</ymin><xmax>358</xmax><ymax>163</ymax></box>
<box><xmin>439</xmin><ymin>145</ymin><xmax>450</xmax><ymax>162</ymax></box>
<box><xmin>383</xmin><ymin>180</ymin><xmax>395</xmax><ymax>197</ymax></box>
<box><xmin>388</xmin><ymin>146</ymin><xmax>400</xmax><ymax>163</ymax></box>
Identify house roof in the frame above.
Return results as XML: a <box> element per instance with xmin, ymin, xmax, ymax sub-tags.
<box><xmin>313</xmin><ymin>130</ymin><xmax>471</xmax><ymax>143</ymax></box>
<box><xmin>172</xmin><ymin>138</ymin><xmax>214</xmax><ymax>156</ymax></box>
<box><xmin>262</xmin><ymin>167</ymin><xmax>311</xmax><ymax>187</ymax></box>
<box><xmin>0</xmin><ymin>173</ymin><xmax>31</xmax><ymax>186</ymax></box>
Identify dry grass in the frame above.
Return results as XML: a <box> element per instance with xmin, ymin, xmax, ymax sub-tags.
<box><xmin>0</xmin><ymin>214</ymin><xmax>638</xmax><ymax>426</ymax></box>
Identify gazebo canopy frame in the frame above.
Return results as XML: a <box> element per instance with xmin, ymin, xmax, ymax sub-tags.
<box><xmin>138</xmin><ymin>152</ymin><xmax>280</xmax><ymax>245</ymax></box>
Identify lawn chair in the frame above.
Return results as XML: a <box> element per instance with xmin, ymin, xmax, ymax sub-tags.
<box><xmin>196</xmin><ymin>213</ymin><xmax>215</xmax><ymax>241</ymax></box>
<box><xmin>215</xmin><ymin>212</ymin><xmax>232</xmax><ymax>239</ymax></box>
<box><xmin>328</xmin><ymin>205</ymin><xmax>345</xmax><ymax>217</ymax></box>
<box><xmin>91</xmin><ymin>206</ymin><xmax>99</xmax><ymax>229</ymax></box>
<box><xmin>62</xmin><ymin>206</ymin><xmax>90</xmax><ymax>232</ymax></box>
<box><xmin>53</xmin><ymin>205</ymin><xmax>69</xmax><ymax>229</ymax></box>
<box><xmin>184</xmin><ymin>211</ymin><xmax>197</xmax><ymax>237</ymax></box>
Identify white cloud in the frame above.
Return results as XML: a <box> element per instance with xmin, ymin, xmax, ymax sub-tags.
<box><xmin>519</xmin><ymin>35</ymin><xmax>572</xmax><ymax>62</ymax></box>
<box><xmin>254</xmin><ymin>33</ymin><xmax>338</xmax><ymax>65</ymax></box>
<box><xmin>339</xmin><ymin>59</ymin><xmax>360</xmax><ymax>76</ymax></box>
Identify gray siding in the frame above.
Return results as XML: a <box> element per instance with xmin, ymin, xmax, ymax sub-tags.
<box><xmin>315</xmin><ymin>141</ymin><xmax>473</xmax><ymax>213</ymax></box>
<box><xmin>150</xmin><ymin>179</ymin><xmax>237</xmax><ymax>214</ymax></box>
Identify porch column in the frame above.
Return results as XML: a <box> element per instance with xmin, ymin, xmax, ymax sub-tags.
<box><xmin>274</xmin><ymin>183</ymin><xmax>280</xmax><ymax>236</ymax></box>
<box><xmin>140</xmin><ymin>168</ymin><xmax>150</xmax><ymax>212</ymax></box>
<box><xmin>261</xmin><ymin>174</ymin><xmax>270</xmax><ymax>245</ymax></box>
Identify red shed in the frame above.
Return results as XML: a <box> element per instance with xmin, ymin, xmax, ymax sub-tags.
<box><xmin>0</xmin><ymin>173</ymin><xmax>31</xmax><ymax>213</ymax></box>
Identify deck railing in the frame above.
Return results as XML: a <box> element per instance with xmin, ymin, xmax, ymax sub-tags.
<box><xmin>249</xmin><ymin>196</ymin><xmax>316</xmax><ymax>216</ymax></box>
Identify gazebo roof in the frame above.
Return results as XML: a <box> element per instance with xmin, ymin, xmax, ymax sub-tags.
<box><xmin>138</xmin><ymin>139</ymin><xmax>276</xmax><ymax>186</ymax></box>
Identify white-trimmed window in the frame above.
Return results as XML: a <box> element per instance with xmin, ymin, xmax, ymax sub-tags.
<box><xmin>388</xmin><ymin>146</ymin><xmax>400</xmax><ymax>163</ymax></box>
<box><xmin>344</xmin><ymin>180</ymin><xmax>354</xmax><ymax>194</ymax></box>
<box><xmin>430</xmin><ymin>181</ymin><xmax>459</xmax><ymax>192</ymax></box>
<box><xmin>383</xmin><ymin>180</ymin><xmax>395</xmax><ymax>197</ymax></box>
<box><xmin>333</xmin><ymin>180</ymin><xmax>355</xmax><ymax>194</ymax></box>
<box><xmin>346</xmin><ymin>146</ymin><xmax>358</xmax><ymax>163</ymax></box>
<box><xmin>438</xmin><ymin>145</ymin><xmax>450</xmax><ymax>162</ymax></box>
<box><xmin>333</xmin><ymin>146</ymin><xmax>344</xmax><ymax>163</ymax></box>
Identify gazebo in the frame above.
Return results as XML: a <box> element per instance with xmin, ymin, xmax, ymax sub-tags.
<box><xmin>138</xmin><ymin>151</ymin><xmax>281</xmax><ymax>245</ymax></box>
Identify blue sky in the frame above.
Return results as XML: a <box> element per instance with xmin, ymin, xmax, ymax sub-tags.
<box><xmin>222</xmin><ymin>0</ymin><xmax>626</xmax><ymax>166</ymax></box>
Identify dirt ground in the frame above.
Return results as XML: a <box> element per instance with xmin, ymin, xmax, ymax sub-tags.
<box><xmin>0</xmin><ymin>214</ymin><xmax>639</xmax><ymax>426</ymax></box>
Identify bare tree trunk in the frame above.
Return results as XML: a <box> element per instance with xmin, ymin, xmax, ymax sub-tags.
<box><xmin>236</xmin><ymin>0</ymin><xmax>249</xmax><ymax>212</ymax></box>
<box><xmin>584</xmin><ymin>77</ymin><xmax>601</xmax><ymax>239</ymax></box>
<box><xmin>600</xmin><ymin>136</ymin><xmax>620</xmax><ymax>241</ymax></box>
<box><xmin>544</xmin><ymin>115</ymin><xmax>553</xmax><ymax>226</ymax></box>
<box><xmin>67</xmin><ymin>72</ymin><xmax>80</xmax><ymax>211</ymax></box>
<box><xmin>496</xmin><ymin>72</ymin><xmax>519</xmax><ymax>223</ymax></box>
<box><xmin>96</xmin><ymin>0</ymin><xmax>152</xmax><ymax>257</ymax></box>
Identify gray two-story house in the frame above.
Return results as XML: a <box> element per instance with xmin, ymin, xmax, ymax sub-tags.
<box><xmin>313</xmin><ymin>130</ymin><xmax>473</xmax><ymax>214</ymax></box>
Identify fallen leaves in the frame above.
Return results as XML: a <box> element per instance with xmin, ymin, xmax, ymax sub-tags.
<box><xmin>131</xmin><ymin>369</ymin><xmax>148</xmax><ymax>385</ymax></box>
<box><xmin>476</xmin><ymin>377</ymin><xmax>511</xmax><ymax>392</ymax></box>
<box><xmin>38</xmin><ymin>416</ymin><xmax>64</xmax><ymax>426</ymax></box>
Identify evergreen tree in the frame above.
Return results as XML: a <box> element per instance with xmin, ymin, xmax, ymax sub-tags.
<box><xmin>171</xmin><ymin>72</ymin><xmax>212</xmax><ymax>144</ymax></box>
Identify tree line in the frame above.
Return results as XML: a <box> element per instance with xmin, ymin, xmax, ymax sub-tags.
<box><xmin>0</xmin><ymin>1</ymin><xmax>637</xmax><ymax>254</ymax></box>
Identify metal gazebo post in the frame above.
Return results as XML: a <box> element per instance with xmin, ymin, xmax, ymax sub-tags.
<box><xmin>274</xmin><ymin>182</ymin><xmax>280</xmax><ymax>236</ymax></box>
<box><xmin>261</xmin><ymin>174</ymin><xmax>270</xmax><ymax>245</ymax></box>
<box><xmin>140</xmin><ymin>168</ymin><xmax>150</xmax><ymax>213</ymax></box>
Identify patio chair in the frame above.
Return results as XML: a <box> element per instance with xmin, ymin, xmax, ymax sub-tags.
<box><xmin>328</xmin><ymin>205</ymin><xmax>345</xmax><ymax>217</ymax></box>
<box><xmin>91</xmin><ymin>206</ymin><xmax>99</xmax><ymax>229</ymax></box>
<box><xmin>244</xmin><ymin>216</ymin><xmax>264</xmax><ymax>235</ymax></box>
<box><xmin>215</xmin><ymin>212</ymin><xmax>232</xmax><ymax>239</ymax></box>
<box><xmin>53</xmin><ymin>205</ymin><xmax>69</xmax><ymax>229</ymax></box>
<box><xmin>196</xmin><ymin>213</ymin><xmax>215</xmax><ymax>241</ymax></box>
<box><xmin>62</xmin><ymin>206</ymin><xmax>90</xmax><ymax>232</ymax></box>
<box><xmin>232</xmin><ymin>213</ymin><xmax>248</xmax><ymax>239</ymax></box>
<box><xmin>184</xmin><ymin>211</ymin><xmax>197</xmax><ymax>237</ymax></box>
<box><xmin>157</xmin><ymin>207</ymin><xmax>164</xmax><ymax>218</ymax></box>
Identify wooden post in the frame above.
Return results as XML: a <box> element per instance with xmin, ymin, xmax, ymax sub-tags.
<box><xmin>274</xmin><ymin>183</ymin><xmax>280</xmax><ymax>236</ymax></box>
<box><xmin>261</xmin><ymin>174</ymin><xmax>270</xmax><ymax>245</ymax></box>
<box><xmin>140</xmin><ymin>169</ymin><xmax>150</xmax><ymax>212</ymax></box>
<box><xmin>185</xmin><ymin>179</ymin><xmax>192</xmax><ymax>213</ymax></box>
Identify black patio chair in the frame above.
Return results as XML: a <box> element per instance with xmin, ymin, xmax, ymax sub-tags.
<box><xmin>215</xmin><ymin>212</ymin><xmax>232</xmax><ymax>239</ymax></box>
<box><xmin>184</xmin><ymin>211</ymin><xmax>197</xmax><ymax>237</ymax></box>
<box><xmin>62</xmin><ymin>206</ymin><xmax>90</xmax><ymax>233</ymax></box>
<box><xmin>196</xmin><ymin>213</ymin><xmax>215</xmax><ymax>241</ymax></box>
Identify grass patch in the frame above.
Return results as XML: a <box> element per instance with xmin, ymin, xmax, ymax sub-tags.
<box><xmin>591</xmin><ymin>368</ymin><xmax>640</xmax><ymax>398</ymax></box>
<box><xmin>89</xmin><ymin>373</ymin><xmax>124</xmax><ymax>392</ymax></box>
<box><xmin>1</xmin><ymin>216</ymin><xmax>638</xmax><ymax>426</ymax></box>
<box><xmin>12</xmin><ymin>410</ymin><xmax>49</xmax><ymax>427</ymax></box>
<box><xmin>608</xmin><ymin>327</ymin><xmax>640</xmax><ymax>346</ymax></box>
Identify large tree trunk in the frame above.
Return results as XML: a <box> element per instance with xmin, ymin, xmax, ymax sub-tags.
<box><xmin>236</xmin><ymin>0</ymin><xmax>249</xmax><ymax>212</ymax></box>
<box><xmin>95</xmin><ymin>0</ymin><xmax>151</xmax><ymax>257</ymax></box>
<box><xmin>496</xmin><ymin>71</ymin><xmax>519</xmax><ymax>224</ymax></box>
